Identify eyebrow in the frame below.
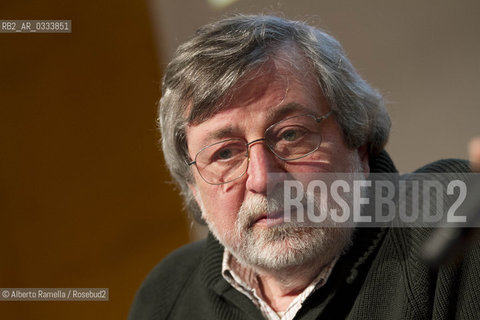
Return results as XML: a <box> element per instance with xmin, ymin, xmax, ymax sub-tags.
<box><xmin>204</xmin><ymin>102</ymin><xmax>317</xmax><ymax>144</ymax></box>
<box><xmin>209</xmin><ymin>127</ymin><xmax>235</xmax><ymax>141</ymax></box>
<box><xmin>265</xmin><ymin>102</ymin><xmax>316</xmax><ymax>124</ymax></box>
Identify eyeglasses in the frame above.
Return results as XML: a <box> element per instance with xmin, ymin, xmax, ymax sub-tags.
<box><xmin>187</xmin><ymin>111</ymin><xmax>333</xmax><ymax>185</ymax></box>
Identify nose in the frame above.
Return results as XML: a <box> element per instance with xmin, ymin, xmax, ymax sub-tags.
<box><xmin>245</xmin><ymin>140</ymin><xmax>283</xmax><ymax>195</ymax></box>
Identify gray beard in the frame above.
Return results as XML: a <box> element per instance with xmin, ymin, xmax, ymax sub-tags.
<box><xmin>201</xmin><ymin>157</ymin><xmax>364</xmax><ymax>272</ymax></box>
<box><xmin>204</xmin><ymin>192</ymin><xmax>353</xmax><ymax>271</ymax></box>
<box><xmin>233</xmin><ymin>194</ymin><xmax>352</xmax><ymax>271</ymax></box>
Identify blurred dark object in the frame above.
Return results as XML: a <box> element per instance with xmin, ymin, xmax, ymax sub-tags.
<box><xmin>423</xmin><ymin>173</ymin><xmax>480</xmax><ymax>267</ymax></box>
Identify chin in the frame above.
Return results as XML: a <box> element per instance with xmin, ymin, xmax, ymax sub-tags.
<box><xmin>229</xmin><ymin>225</ymin><xmax>353</xmax><ymax>271</ymax></box>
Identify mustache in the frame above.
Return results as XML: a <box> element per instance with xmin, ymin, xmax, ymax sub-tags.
<box><xmin>236</xmin><ymin>193</ymin><xmax>282</xmax><ymax>229</ymax></box>
<box><xmin>236</xmin><ymin>187</ymin><xmax>312</xmax><ymax>229</ymax></box>
<box><xmin>237</xmin><ymin>186</ymin><xmax>345</xmax><ymax>230</ymax></box>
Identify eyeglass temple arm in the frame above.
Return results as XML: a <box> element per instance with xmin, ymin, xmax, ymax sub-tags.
<box><xmin>315</xmin><ymin>110</ymin><xmax>333</xmax><ymax>122</ymax></box>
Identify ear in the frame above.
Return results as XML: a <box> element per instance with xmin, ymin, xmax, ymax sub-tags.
<box><xmin>357</xmin><ymin>145</ymin><xmax>370</xmax><ymax>176</ymax></box>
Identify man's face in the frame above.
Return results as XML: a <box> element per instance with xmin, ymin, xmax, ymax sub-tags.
<box><xmin>186</xmin><ymin>59</ymin><xmax>369</xmax><ymax>271</ymax></box>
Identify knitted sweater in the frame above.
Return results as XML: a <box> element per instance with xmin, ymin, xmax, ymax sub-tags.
<box><xmin>129</xmin><ymin>152</ymin><xmax>480</xmax><ymax>319</ymax></box>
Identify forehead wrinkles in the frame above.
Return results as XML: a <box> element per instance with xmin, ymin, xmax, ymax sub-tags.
<box><xmin>230</xmin><ymin>74</ymin><xmax>289</xmax><ymax>111</ymax></box>
<box><xmin>186</xmin><ymin>59</ymin><xmax>290</xmax><ymax>128</ymax></box>
<box><xmin>185</xmin><ymin>78</ymin><xmax>290</xmax><ymax>146</ymax></box>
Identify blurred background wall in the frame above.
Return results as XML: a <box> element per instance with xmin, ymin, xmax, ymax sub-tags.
<box><xmin>0</xmin><ymin>1</ymin><xmax>187</xmax><ymax>319</ymax></box>
<box><xmin>153</xmin><ymin>0</ymin><xmax>480</xmax><ymax>173</ymax></box>
<box><xmin>0</xmin><ymin>0</ymin><xmax>478</xmax><ymax>319</ymax></box>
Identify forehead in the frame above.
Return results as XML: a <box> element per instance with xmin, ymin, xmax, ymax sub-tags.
<box><xmin>186</xmin><ymin>58</ymin><xmax>326</xmax><ymax>148</ymax></box>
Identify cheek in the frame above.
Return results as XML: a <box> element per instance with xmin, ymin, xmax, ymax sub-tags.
<box><xmin>197</xmin><ymin>182</ymin><xmax>245</xmax><ymax>230</ymax></box>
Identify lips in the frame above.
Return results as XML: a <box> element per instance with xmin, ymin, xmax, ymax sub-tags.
<box><xmin>253</xmin><ymin>210</ymin><xmax>285</xmax><ymax>227</ymax></box>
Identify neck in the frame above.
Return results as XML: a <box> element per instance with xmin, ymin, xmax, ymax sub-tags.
<box><xmin>253</xmin><ymin>256</ymin><xmax>333</xmax><ymax>312</ymax></box>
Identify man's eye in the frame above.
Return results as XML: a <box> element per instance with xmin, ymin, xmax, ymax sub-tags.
<box><xmin>216</xmin><ymin>148</ymin><xmax>233</xmax><ymax>160</ymax></box>
<box><xmin>282</xmin><ymin>129</ymin><xmax>300</xmax><ymax>141</ymax></box>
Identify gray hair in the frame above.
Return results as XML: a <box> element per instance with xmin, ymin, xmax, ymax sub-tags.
<box><xmin>158</xmin><ymin>14</ymin><xmax>391</xmax><ymax>222</ymax></box>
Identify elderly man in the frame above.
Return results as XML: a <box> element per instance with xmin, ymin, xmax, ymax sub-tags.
<box><xmin>130</xmin><ymin>15</ymin><xmax>479</xmax><ymax>320</ymax></box>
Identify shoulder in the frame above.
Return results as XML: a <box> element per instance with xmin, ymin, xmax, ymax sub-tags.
<box><xmin>129</xmin><ymin>239</ymin><xmax>208</xmax><ymax>320</ymax></box>
<box><xmin>413</xmin><ymin>158</ymin><xmax>470</xmax><ymax>174</ymax></box>
<box><xmin>383</xmin><ymin>158</ymin><xmax>479</xmax><ymax>315</ymax></box>
<box><xmin>390</xmin><ymin>157</ymin><xmax>471</xmax><ymax>259</ymax></box>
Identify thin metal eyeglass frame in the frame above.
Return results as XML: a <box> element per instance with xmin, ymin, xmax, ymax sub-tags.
<box><xmin>187</xmin><ymin>111</ymin><xmax>333</xmax><ymax>185</ymax></box>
